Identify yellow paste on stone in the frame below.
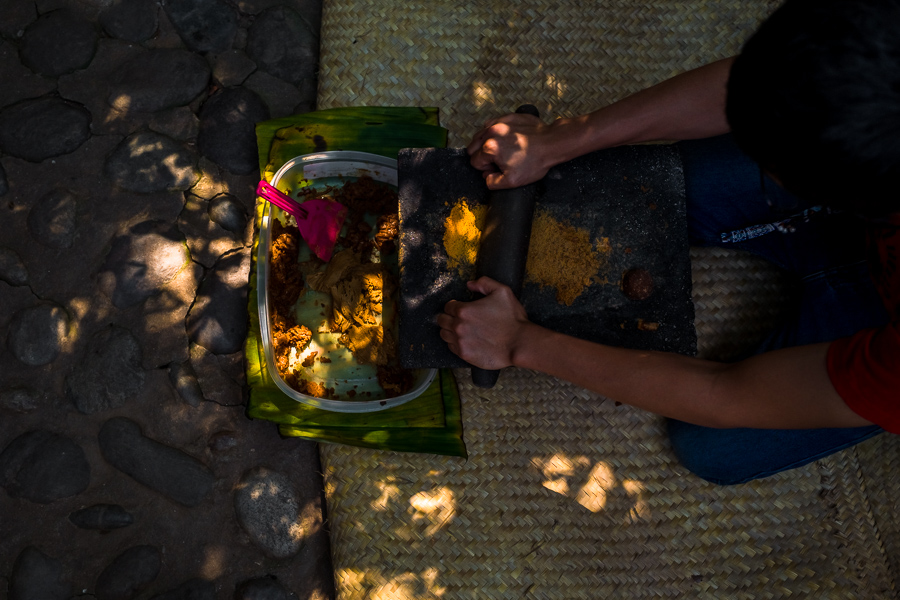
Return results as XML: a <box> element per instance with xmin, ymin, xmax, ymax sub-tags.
<box><xmin>443</xmin><ymin>198</ymin><xmax>487</xmax><ymax>278</ymax></box>
<box><xmin>525</xmin><ymin>209</ymin><xmax>609</xmax><ymax>306</ymax></box>
<box><xmin>443</xmin><ymin>200</ymin><xmax>609</xmax><ymax>306</ymax></box>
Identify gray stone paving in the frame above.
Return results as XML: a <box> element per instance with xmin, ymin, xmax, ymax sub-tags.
<box><xmin>0</xmin><ymin>0</ymin><xmax>334</xmax><ymax>597</ymax></box>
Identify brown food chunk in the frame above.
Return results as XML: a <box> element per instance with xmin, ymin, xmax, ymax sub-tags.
<box><xmin>269</xmin><ymin>219</ymin><xmax>303</xmax><ymax>314</ymax></box>
<box><xmin>272</xmin><ymin>313</ymin><xmax>312</xmax><ymax>372</ymax></box>
<box><xmin>306</xmin><ymin>249</ymin><xmax>359</xmax><ymax>293</ymax></box>
<box><xmin>339</xmin><ymin>221</ymin><xmax>374</xmax><ymax>255</ymax></box>
<box><xmin>336</xmin><ymin>175</ymin><xmax>397</xmax><ymax>216</ymax></box>
<box><xmin>269</xmin><ymin>217</ymin><xmax>311</xmax><ymax>382</ymax></box>
<box><xmin>268</xmin><ymin>177</ymin><xmax>414</xmax><ymax>398</ymax></box>
<box><xmin>305</xmin><ymin>381</ymin><xmax>328</xmax><ymax>398</ymax></box>
<box><xmin>377</xmin><ymin>366</ymin><xmax>414</xmax><ymax>399</ymax></box>
<box><xmin>622</xmin><ymin>268</ymin><xmax>654</xmax><ymax>301</ymax></box>
<box><xmin>328</xmin><ymin>262</ymin><xmax>396</xmax><ymax>366</ymax></box>
<box><xmin>374</xmin><ymin>213</ymin><xmax>399</xmax><ymax>254</ymax></box>
<box><xmin>283</xmin><ymin>371</ymin><xmax>334</xmax><ymax>399</ymax></box>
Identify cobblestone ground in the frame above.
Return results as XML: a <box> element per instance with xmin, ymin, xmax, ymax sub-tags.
<box><xmin>0</xmin><ymin>0</ymin><xmax>335</xmax><ymax>597</ymax></box>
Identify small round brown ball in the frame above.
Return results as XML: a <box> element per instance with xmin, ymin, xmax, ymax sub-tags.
<box><xmin>622</xmin><ymin>268</ymin><xmax>654</xmax><ymax>301</ymax></box>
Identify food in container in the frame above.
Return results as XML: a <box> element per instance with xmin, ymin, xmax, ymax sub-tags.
<box><xmin>257</xmin><ymin>152</ymin><xmax>436</xmax><ymax>413</ymax></box>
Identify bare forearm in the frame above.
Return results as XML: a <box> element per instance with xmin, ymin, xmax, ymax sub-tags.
<box><xmin>512</xmin><ymin>322</ymin><xmax>870</xmax><ymax>430</ymax></box>
<box><xmin>440</xmin><ymin>278</ymin><xmax>870</xmax><ymax>429</ymax></box>
<box><xmin>540</xmin><ymin>58</ymin><xmax>734</xmax><ymax>167</ymax></box>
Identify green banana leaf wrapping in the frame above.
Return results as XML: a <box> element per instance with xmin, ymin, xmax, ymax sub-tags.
<box><xmin>246</xmin><ymin>107</ymin><xmax>466</xmax><ymax>458</ymax></box>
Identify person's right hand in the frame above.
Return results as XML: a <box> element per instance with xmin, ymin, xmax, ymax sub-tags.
<box><xmin>466</xmin><ymin>112</ymin><xmax>554</xmax><ymax>189</ymax></box>
<box><xmin>436</xmin><ymin>277</ymin><xmax>532</xmax><ymax>370</ymax></box>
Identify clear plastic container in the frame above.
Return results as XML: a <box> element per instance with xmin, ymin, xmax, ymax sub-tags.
<box><xmin>257</xmin><ymin>151</ymin><xmax>436</xmax><ymax>412</ymax></box>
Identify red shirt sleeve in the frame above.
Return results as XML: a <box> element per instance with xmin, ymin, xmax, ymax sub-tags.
<box><xmin>827</xmin><ymin>324</ymin><xmax>900</xmax><ymax>432</ymax></box>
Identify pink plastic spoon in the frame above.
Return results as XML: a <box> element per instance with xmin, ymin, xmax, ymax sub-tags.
<box><xmin>257</xmin><ymin>180</ymin><xmax>348</xmax><ymax>262</ymax></box>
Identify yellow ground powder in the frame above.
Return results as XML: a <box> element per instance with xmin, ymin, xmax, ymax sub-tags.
<box><xmin>443</xmin><ymin>198</ymin><xmax>487</xmax><ymax>277</ymax></box>
<box><xmin>525</xmin><ymin>209</ymin><xmax>609</xmax><ymax>305</ymax></box>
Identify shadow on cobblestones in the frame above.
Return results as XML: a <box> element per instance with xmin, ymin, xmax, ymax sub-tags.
<box><xmin>0</xmin><ymin>0</ymin><xmax>334</xmax><ymax>597</ymax></box>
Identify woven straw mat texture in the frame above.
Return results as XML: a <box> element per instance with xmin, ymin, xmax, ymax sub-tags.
<box><xmin>316</xmin><ymin>1</ymin><xmax>900</xmax><ymax>598</ymax></box>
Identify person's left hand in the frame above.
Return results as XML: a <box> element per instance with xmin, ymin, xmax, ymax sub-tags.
<box><xmin>436</xmin><ymin>277</ymin><xmax>531</xmax><ymax>369</ymax></box>
<box><xmin>466</xmin><ymin>112</ymin><xmax>552</xmax><ymax>189</ymax></box>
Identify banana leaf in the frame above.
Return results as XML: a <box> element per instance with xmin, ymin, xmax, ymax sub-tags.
<box><xmin>246</xmin><ymin>107</ymin><xmax>466</xmax><ymax>458</ymax></box>
<box><xmin>256</xmin><ymin>106</ymin><xmax>447</xmax><ymax>181</ymax></box>
<box><xmin>276</xmin><ymin>370</ymin><xmax>466</xmax><ymax>457</ymax></box>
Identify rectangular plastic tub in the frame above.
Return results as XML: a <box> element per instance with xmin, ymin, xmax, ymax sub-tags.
<box><xmin>257</xmin><ymin>151</ymin><xmax>436</xmax><ymax>412</ymax></box>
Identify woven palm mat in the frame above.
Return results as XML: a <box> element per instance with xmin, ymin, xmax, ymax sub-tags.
<box><xmin>317</xmin><ymin>0</ymin><xmax>783</xmax><ymax>146</ymax></box>
<box><xmin>317</xmin><ymin>1</ymin><xmax>900</xmax><ymax>597</ymax></box>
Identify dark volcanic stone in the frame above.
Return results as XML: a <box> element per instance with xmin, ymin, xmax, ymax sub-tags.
<box><xmin>104</xmin><ymin>131</ymin><xmax>200</xmax><ymax>193</ymax></box>
<box><xmin>197</xmin><ymin>87</ymin><xmax>269</xmax><ymax>174</ymax></box>
<box><xmin>246</xmin><ymin>6</ymin><xmax>316</xmax><ymax>85</ymax></box>
<box><xmin>7</xmin><ymin>303</ymin><xmax>69</xmax><ymax>366</ymax></box>
<box><xmin>178</xmin><ymin>195</ymin><xmax>245</xmax><ymax>268</ymax></box>
<box><xmin>98</xmin><ymin>417</ymin><xmax>215</xmax><ymax>507</ymax></box>
<box><xmin>151</xmin><ymin>579</ymin><xmax>216</xmax><ymax>600</ymax></box>
<box><xmin>27</xmin><ymin>189</ymin><xmax>77</xmax><ymax>250</ymax></box>
<box><xmin>20</xmin><ymin>9</ymin><xmax>98</xmax><ymax>77</ymax></box>
<box><xmin>186</xmin><ymin>249</ymin><xmax>250</xmax><ymax>354</ymax></box>
<box><xmin>100</xmin><ymin>0</ymin><xmax>159</xmax><ymax>43</ymax></box>
<box><xmin>95</xmin><ymin>545</ymin><xmax>161</xmax><ymax>600</ymax></box>
<box><xmin>10</xmin><ymin>547</ymin><xmax>71</xmax><ymax>600</ymax></box>
<box><xmin>234</xmin><ymin>467</ymin><xmax>304</xmax><ymax>558</ymax></box>
<box><xmin>109</xmin><ymin>49</ymin><xmax>210</xmax><ymax>113</ymax></box>
<box><xmin>149</xmin><ymin>107</ymin><xmax>199</xmax><ymax>142</ymax></box>
<box><xmin>235</xmin><ymin>577</ymin><xmax>298</xmax><ymax>600</ymax></box>
<box><xmin>1</xmin><ymin>387</ymin><xmax>38</xmax><ymax>413</ymax></box>
<box><xmin>0</xmin><ymin>97</ymin><xmax>91</xmax><ymax>162</ymax></box>
<box><xmin>98</xmin><ymin>220</ymin><xmax>191</xmax><ymax>308</ymax></box>
<box><xmin>0</xmin><ymin>247</ymin><xmax>29</xmax><ymax>286</ymax></box>
<box><xmin>211</xmin><ymin>50</ymin><xmax>256</xmax><ymax>87</ymax></box>
<box><xmin>69</xmin><ymin>504</ymin><xmax>134</xmax><ymax>530</ymax></box>
<box><xmin>168</xmin><ymin>360</ymin><xmax>205</xmax><ymax>406</ymax></box>
<box><xmin>190</xmin><ymin>344</ymin><xmax>245</xmax><ymax>406</ymax></box>
<box><xmin>208</xmin><ymin>194</ymin><xmax>247</xmax><ymax>233</ymax></box>
<box><xmin>164</xmin><ymin>0</ymin><xmax>238</xmax><ymax>53</ymax></box>
<box><xmin>208</xmin><ymin>431</ymin><xmax>238</xmax><ymax>453</ymax></box>
<box><xmin>243</xmin><ymin>71</ymin><xmax>301</xmax><ymax>119</ymax></box>
<box><xmin>66</xmin><ymin>326</ymin><xmax>145</xmax><ymax>414</ymax></box>
<box><xmin>0</xmin><ymin>39</ymin><xmax>57</xmax><ymax>110</ymax></box>
<box><xmin>0</xmin><ymin>430</ymin><xmax>90</xmax><ymax>503</ymax></box>
<box><xmin>0</xmin><ymin>161</ymin><xmax>8</xmax><ymax>195</ymax></box>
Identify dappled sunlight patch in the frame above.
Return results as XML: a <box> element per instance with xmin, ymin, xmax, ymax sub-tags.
<box><xmin>101</xmin><ymin>104</ymin><xmax>131</xmax><ymax>128</ymax></box>
<box><xmin>409</xmin><ymin>486</ymin><xmax>456</xmax><ymax>537</ymax></box>
<box><xmin>126</xmin><ymin>135</ymin><xmax>166</xmax><ymax>158</ymax></box>
<box><xmin>545</xmin><ymin>73</ymin><xmax>568</xmax><ymax>100</ymax></box>
<box><xmin>473</xmin><ymin>80</ymin><xmax>494</xmax><ymax>109</ymax></box>
<box><xmin>200</xmin><ymin>544</ymin><xmax>227</xmax><ymax>579</ymax></box>
<box><xmin>336</xmin><ymin>568</ymin><xmax>447</xmax><ymax>600</ymax></box>
<box><xmin>622</xmin><ymin>479</ymin><xmax>651</xmax><ymax>523</ymax></box>
<box><xmin>233</xmin><ymin>466</ymin><xmax>314</xmax><ymax>558</ymax></box>
<box><xmin>299</xmin><ymin>498</ymin><xmax>324</xmax><ymax>539</ymax></box>
<box><xmin>532</xmin><ymin>452</ymin><xmax>651</xmax><ymax>520</ymax></box>
<box><xmin>372</xmin><ymin>481</ymin><xmax>402</xmax><ymax>511</ymax></box>
<box><xmin>574</xmin><ymin>461</ymin><xmax>616</xmax><ymax>513</ymax></box>
<box><xmin>534</xmin><ymin>452</ymin><xmax>591</xmax><ymax>497</ymax></box>
<box><xmin>109</xmin><ymin>93</ymin><xmax>132</xmax><ymax>113</ymax></box>
<box><xmin>66</xmin><ymin>297</ymin><xmax>100</xmax><ymax>344</ymax></box>
<box><xmin>191</xmin><ymin>164</ymin><xmax>230</xmax><ymax>200</ymax></box>
<box><xmin>104</xmin><ymin>131</ymin><xmax>199</xmax><ymax>193</ymax></box>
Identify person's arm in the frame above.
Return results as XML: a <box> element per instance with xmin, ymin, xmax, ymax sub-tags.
<box><xmin>467</xmin><ymin>57</ymin><xmax>735</xmax><ymax>189</ymax></box>
<box><xmin>437</xmin><ymin>277</ymin><xmax>873</xmax><ymax>430</ymax></box>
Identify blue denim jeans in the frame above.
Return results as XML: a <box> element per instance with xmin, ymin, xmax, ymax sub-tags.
<box><xmin>667</xmin><ymin>135</ymin><xmax>889</xmax><ymax>485</ymax></box>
